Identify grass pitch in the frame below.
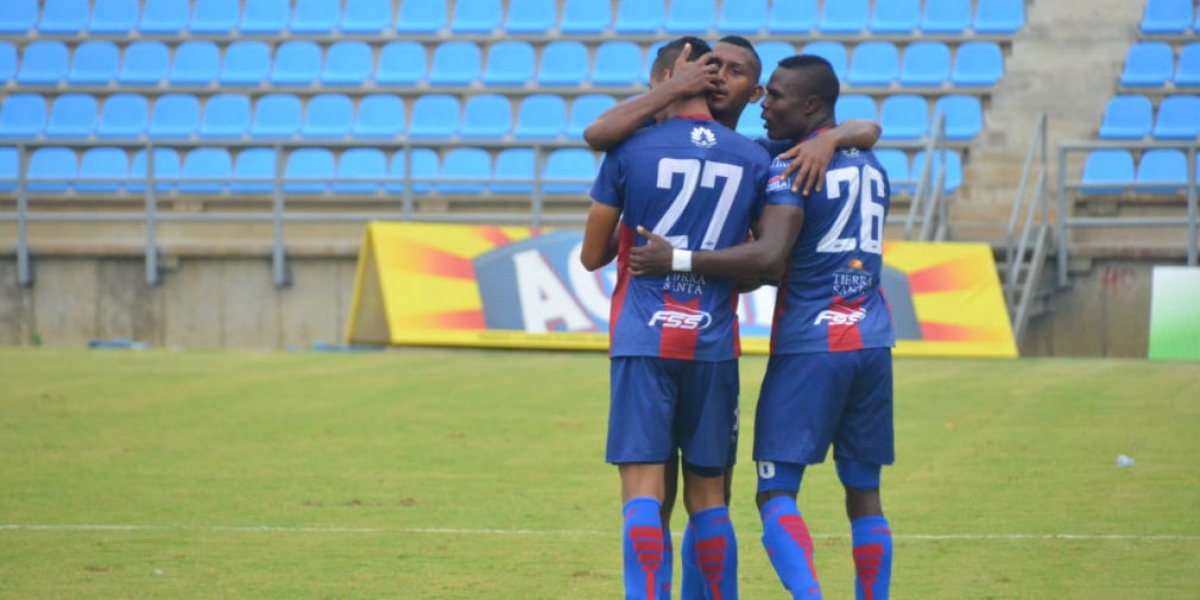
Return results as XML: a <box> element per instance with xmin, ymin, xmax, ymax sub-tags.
<box><xmin>0</xmin><ymin>348</ymin><xmax>1197</xmax><ymax>599</ymax></box>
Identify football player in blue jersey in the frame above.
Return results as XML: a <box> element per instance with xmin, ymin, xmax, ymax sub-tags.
<box><xmin>630</xmin><ymin>55</ymin><xmax>897</xmax><ymax>600</ymax></box>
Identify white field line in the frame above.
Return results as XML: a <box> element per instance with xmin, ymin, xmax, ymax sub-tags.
<box><xmin>1</xmin><ymin>524</ymin><xmax>1198</xmax><ymax>541</ymax></box>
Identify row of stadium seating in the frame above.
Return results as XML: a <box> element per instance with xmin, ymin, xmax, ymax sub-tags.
<box><xmin>1120</xmin><ymin>42</ymin><xmax>1200</xmax><ymax>88</ymax></box>
<box><xmin>0</xmin><ymin>92</ymin><xmax>987</xmax><ymax>141</ymax></box>
<box><xmin>1140</xmin><ymin>0</ymin><xmax>1200</xmax><ymax>34</ymax></box>
<box><xmin>1082</xmin><ymin>149</ymin><xmax>1200</xmax><ymax>195</ymax></box>
<box><xmin>1098</xmin><ymin>95</ymin><xmax>1200</xmax><ymax>141</ymax></box>
<box><xmin>0</xmin><ymin>0</ymin><xmax>1027</xmax><ymax>37</ymax></box>
<box><xmin>1</xmin><ymin>39</ymin><xmax>1007</xmax><ymax>90</ymax></box>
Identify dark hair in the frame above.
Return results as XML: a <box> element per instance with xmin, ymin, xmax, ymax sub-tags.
<box><xmin>717</xmin><ymin>35</ymin><xmax>763</xmax><ymax>82</ymax></box>
<box><xmin>650</xmin><ymin>36</ymin><xmax>713</xmax><ymax>81</ymax></box>
<box><xmin>776</xmin><ymin>54</ymin><xmax>840</xmax><ymax>107</ymax></box>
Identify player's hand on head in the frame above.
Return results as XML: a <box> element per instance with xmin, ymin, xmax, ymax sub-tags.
<box><xmin>779</xmin><ymin>129</ymin><xmax>840</xmax><ymax>195</ymax></box>
<box><xmin>630</xmin><ymin>226</ymin><xmax>675</xmax><ymax>277</ymax></box>
<box><xmin>669</xmin><ymin>43</ymin><xmax>718</xmax><ymax>96</ymax></box>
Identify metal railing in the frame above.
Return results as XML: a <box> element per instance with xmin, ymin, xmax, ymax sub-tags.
<box><xmin>904</xmin><ymin>111</ymin><xmax>950</xmax><ymax>243</ymax></box>
<box><xmin>1005</xmin><ymin>112</ymin><xmax>1050</xmax><ymax>346</ymax></box>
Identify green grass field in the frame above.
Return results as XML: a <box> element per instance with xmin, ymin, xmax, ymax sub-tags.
<box><xmin>0</xmin><ymin>348</ymin><xmax>1197</xmax><ymax>599</ymax></box>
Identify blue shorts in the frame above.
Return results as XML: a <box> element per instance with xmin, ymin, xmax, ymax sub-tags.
<box><xmin>752</xmin><ymin>348</ymin><xmax>894</xmax><ymax>466</ymax></box>
<box><xmin>606</xmin><ymin>357</ymin><xmax>740</xmax><ymax>471</ymax></box>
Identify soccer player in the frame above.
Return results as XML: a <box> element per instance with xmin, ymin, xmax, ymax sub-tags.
<box><xmin>629</xmin><ymin>55</ymin><xmax>897</xmax><ymax>600</ymax></box>
<box><xmin>580</xmin><ymin>36</ymin><xmax>774</xmax><ymax>600</ymax></box>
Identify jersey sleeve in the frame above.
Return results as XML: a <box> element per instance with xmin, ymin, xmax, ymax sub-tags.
<box><xmin>589</xmin><ymin>149</ymin><xmax>624</xmax><ymax>209</ymax></box>
<box><xmin>765</xmin><ymin>157</ymin><xmax>806</xmax><ymax>210</ymax></box>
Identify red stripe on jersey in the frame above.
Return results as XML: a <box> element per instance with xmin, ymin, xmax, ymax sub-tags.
<box><xmin>659</xmin><ymin>294</ymin><xmax>703</xmax><ymax>360</ymax></box>
<box><xmin>608</xmin><ymin>223</ymin><xmax>636</xmax><ymax>357</ymax></box>
<box><xmin>770</xmin><ymin>257</ymin><xmax>794</xmax><ymax>355</ymax></box>
<box><xmin>730</xmin><ymin>290</ymin><xmax>742</xmax><ymax>359</ymax></box>
<box><xmin>826</xmin><ymin>296</ymin><xmax>866</xmax><ymax>353</ymax></box>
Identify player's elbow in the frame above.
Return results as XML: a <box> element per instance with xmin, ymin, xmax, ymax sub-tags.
<box><xmin>757</xmin><ymin>250</ymin><xmax>789</xmax><ymax>282</ymax></box>
<box><xmin>582</xmin><ymin>125</ymin><xmax>615</xmax><ymax>152</ymax></box>
<box><xmin>579</xmin><ymin>248</ymin><xmax>607</xmax><ymax>272</ymax></box>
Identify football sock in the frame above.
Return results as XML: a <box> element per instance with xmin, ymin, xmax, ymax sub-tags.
<box><xmin>680</xmin><ymin>522</ymin><xmax>704</xmax><ymax>600</ymax></box>
<box><xmin>851</xmin><ymin>516</ymin><xmax>892</xmax><ymax>600</ymax></box>
<box><xmin>690</xmin><ymin>506</ymin><xmax>738</xmax><ymax>600</ymax></box>
<box><xmin>658</xmin><ymin>528</ymin><xmax>673</xmax><ymax>599</ymax></box>
<box><xmin>624</xmin><ymin>497</ymin><xmax>665</xmax><ymax>600</ymax></box>
<box><xmin>759</xmin><ymin>496</ymin><xmax>822</xmax><ymax>599</ymax></box>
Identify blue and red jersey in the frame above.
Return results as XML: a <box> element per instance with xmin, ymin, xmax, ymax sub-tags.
<box><xmin>591</xmin><ymin>116</ymin><xmax>772</xmax><ymax>361</ymax></box>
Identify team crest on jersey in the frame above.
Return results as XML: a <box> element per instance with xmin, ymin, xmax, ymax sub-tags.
<box><xmin>690</xmin><ymin>126</ymin><xmax>717</xmax><ymax>148</ymax></box>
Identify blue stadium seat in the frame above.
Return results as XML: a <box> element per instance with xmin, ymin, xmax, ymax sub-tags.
<box><xmin>921</xmin><ymin>0</ymin><xmax>971</xmax><ymax>34</ymax></box>
<box><xmin>593</xmin><ymin>42</ymin><xmax>643</xmax><ymax>86</ymax></box>
<box><xmin>506</xmin><ymin>0</ymin><xmax>556</xmax><ymax>33</ymax></box>
<box><xmin>387</xmin><ymin>148</ymin><xmax>438</xmax><ymax>194</ymax></box>
<box><xmin>439</xmin><ymin>148</ymin><xmax>491</xmax><ymax>193</ymax></box>
<box><xmin>643</xmin><ymin>41</ymin><xmax>667</xmax><ymax>83</ymax></box>
<box><xmin>220</xmin><ymin>42</ymin><xmax>271</xmax><ymax>87</ymax></box>
<box><xmin>718</xmin><ymin>0</ymin><xmax>766</xmax><ymax>33</ymax></box>
<box><xmin>149</xmin><ymin>94</ymin><xmax>200</xmax><ymax>137</ymax></box>
<box><xmin>77</xmin><ymin>148</ymin><xmax>129</xmax><ymax>193</ymax></box>
<box><xmin>1081</xmin><ymin>150</ymin><xmax>1134</xmax><ymax>195</ymax></box>
<box><xmin>484</xmin><ymin>42</ymin><xmax>536</xmax><ymax>86</ymax></box>
<box><xmin>17</xmin><ymin>42</ymin><xmax>69</xmax><ymax>86</ymax></box>
<box><xmin>129</xmin><ymin>148</ymin><xmax>180</xmax><ymax>193</ymax></box>
<box><xmin>97</xmin><ymin>94</ymin><xmax>149</xmax><ymax>138</ymax></box>
<box><xmin>952</xmin><ymin>42</ymin><xmax>1004</xmax><ymax>87</ymax></box>
<box><xmin>848</xmin><ymin>42</ymin><xmax>899</xmax><ymax>87</ymax></box>
<box><xmin>69</xmin><ymin>42</ymin><xmax>120</xmax><ymax>86</ymax></box>
<box><xmin>1098</xmin><ymin>95</ymin><xmax>1153</xmax><ymax>139</ymax></box>
<box><xmin>735</xmin><ymin>105</ymin><xmax>766</xmax><ymax>137</ymax></box>
<box><xmin>870</xmin><ymin>0</ymin><xmax>919</xmax><ymax>33</ymax></box>
<box><xmin>615</xmin><ymin>0</ymin><xmax>665</xmax><ymax>34</ymax></box>
<box><xmin>666</xmin><ymin>0</ymin><xmax>717</xmax><ymax>34</ymax></box>
<box><xmin>429</xmin><ymin>42</ymin><xmax>481</xmax><ymax>86</ymax></box>
<box><xmin>119</xmin><ymin>42</ymin><xmax>170</xmax><ymax>85</ymax></box>
<box><xmin>46</xmin><ymin>94</ymin><xmax>98</xmax><ymax>139</ymax></box>
<box><xmin>271</xmin><ymin>41</ymin><xmax>322</xmax><ymax>86</ymax></box>
<box><xmin>798</xmin><ymin>41</ymin><xmax>844</xmax><ymax>81</ymax></box>
<box><xmin>376</xmin><ymin>41</ymin><xmax>426</xmax><ymax>86</ymax></box>
<box><xmin>493</xmin><ymin>148</ymin><xmax>534</xmax><ymax>194</ymax></box>
<box><xmin>0</xmin><ymin>0</ymin><xmax>37</xmax><ymax>34</ymax></box>
<box><xmin>935</xmin><ymin>95</ymin><xmax>983</xmax><ymax>140</ymax></box>
<box><xmin>1178</xmin><ymin>43</ymin><xmax>1200</xmax><ymax>87</ymax></box>
<box><xmin>0</xmin><ymin>147</ymin><xmax>14</xmax><ymax>192</ymax></box>
<box><xmin>760</xmin><ymin>42</ymin><xmax>801</xmax><ymax>84</ymax></box>
<box><xmin>139</xmin><ymin>0</ymin><xmax>188</xmax><ymax>33</ymax></box>
<box><xmin>28</xmin><ymin>148</ymin><xmax>77</xmax><ymax>193</ymax></box>
<box><xmin>568</xmin><ymin>95</ymin><xmax>616</xmax><ymax>137</ymax></box>
<box><xmin>1140</xmin><ymin>0</ymin><xmax>1192</xmax><ymax>34</ymax></box>
<box><xmin>301</xmin><ymin>94</ymin><xmax>353</xmax><ymax>138</ymax></box>
<box><xmin>284</xmin><ymin>149</ymin><xmax>335</xmax><ymax>194</ymax></box>
<box><xmin>912</xmin><ymin>150</ymin><xmax>963</xmax><ymax>193</ymax></box>
<box><xmin>199</xmin><ymin>94</ymin><xmax>251</xmax><ymax>139</ymax></box>
<box><xmin>291</xmin><ymin>0</ymin><xmax>339</xmax><ymax>33</ymax></box>
<box><xmin>334</xmin><ymin>148</ymin><xmax>388</xmax><ymax>194</ymax></box>
<box><xmin>880</xmin><ymin>95</ymin><xmax>929</xmax><ymax>139</ymax></box>
<box><xmin>0</xmin><ymin>43</ymin><xmax>14</xmax><ymax>85</ymax></box>
<box><xmin>0</xmin><ymin>94</ymin><xmax>46</xmax><ymax>138</ymax></box>
<box><xmin>900</xmin><ymin>42</ymin><xmax>951</xmax><ymax>87</ymax></box>
<box><xmin>451</xmin><ymin>0</ymin><xmax>502</xmax><ymax>33</ymax></box>
<box><xmin>322</xmin><ymin>41</ymin><xmax>373</xmax><ymax>86</ymax></box>
<box><xmin>408</xmin><ymin>95</ymin><xmax>460</xmax><ymax>138</ymax></box>
<box><xmin>341</xmin><ymin>0</ymin><xmax>393</xmax><ymax>33</ymax></box>
<box><xmin>190</xmin><ymin>0</ymin><xmax>239</xmax><ymax>34</ymax></box>
<box><xmin>974</xmin><ymin>0</ymin><xmax>1025</xmax><ymax>34</ymax></box>
<box><xmin>180</xmin><ymin>148</ymin><xmax>232</xmax><ymax>194</ymax></box>
<box><xmin>538</xmin><ymin>42</ymin><xmax>589</xmax><ymax>86</ymax></box>
<box><xmin>169</xmin><ymin>41</ymin><xmax>220</xmax><ymax>86</ymax></box>
<box><xmin>240</xmin><ymin>0</ymin><xmax>289</xmax><ymax>34</ymax></box>
<box><xmin>768</xmin><ymin>0</ymin><xmax>816</xmax><ymax>33</ymax></box>
<box><xmin>836</xmin><ymin>95</ymin><xmax>877</xmax><ymax>123</ymax></box>
<box><xmin>560</xmin><ymin>0</ymin><xmax>611</xmax><ymax>34</ymax></box>
<box><xmin>460</xmin><ymin>95</ymin><xmax>512</xmax><ymax>138</ymax></box>
<box><xmin>1121</xmin><ymin>42</ymin><xmax>1174</xmax><ymax>87</ymax></box>
<box><xmin>1153</xmin><ymin>95</ymin><xmax>1200</xmax><ymax>139</ymax></box>
<box><xmin>396</xmin><ymin>0</ymin><xmax>447</xmax><ymax>33</ymax></box>
<box><xmin>40</xmin><ymin>0</ymin><xmax>89</xmax><ymax>34</ymax></box>
<box><xmin>1136</xmin><ymin>149</ymin><xmax>1187</xmax><ymax>193</ymax></box>
<box><xmin>352</xmin><ymin>95</ymin><xmax>405</xmax><ymax>138</ymax></box>
<box><xmin>542</xmin><ymin>149</ymin><xmax>595</xmax><ymax>194</ymax></box>
<box><xmin>875</xmin><ymin>149</ymin><xmax>912</xmax><ymax>194</ymax></box>
<box><xmin>251</xmin><ymin>94</ymin><xmax>302</xmax><ymax>139</ymax></box>
<box><xmin>515</xmin><ymin>95</ymin><xmax>567</xmax><ymax>139</ymax></box>
<box><xmin>89</xmin><ymin>0</ymin><xmax>138</xmax><ymax>33</ymax></box>
<box><xmin>232</xmin><ymin>148</ymin><xmax>278</xmax><ymax>193</ymax></box>
<box><xmin>819</xmin><ymin>0</ymin><xmax>868</xmax><ymax>34</ymax></box>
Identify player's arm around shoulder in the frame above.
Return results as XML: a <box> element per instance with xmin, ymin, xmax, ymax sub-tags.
<box><xmin>580</xmin><ymin>150</ymin><xmax>625</xmax><ymax>272</ymax></box>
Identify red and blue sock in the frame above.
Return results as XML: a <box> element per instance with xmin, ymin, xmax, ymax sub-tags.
<box><xmin>851</xmin><ymin>516</ymin><xmax>892</xmax><ymax>600</ymax></box>
<box><xmin>658</xmin><ymin>528</ymin><xmax>673</xmax><ymax>599</ymax></box>
<box><xmin>759</xmin><ymin>496</ymin><xmax>822</xmax><ymax>599</ymax></box>
<box><xmin>624</xmin><ymin>497</ymin><xmax>665</xmax><ymax>600</ymax></box>
<box><xmin>689</xmin><ymin>506</ymin><xmax>738</xmax><ymax>600</ymax></box>
<box><xmin>680</xmin><ymin>523</ymin><xmax>704</xmax><ymax>600</ymax></box>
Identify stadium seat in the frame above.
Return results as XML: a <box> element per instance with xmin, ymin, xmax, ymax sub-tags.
<box><xmin>974</xmin><ymin>0</ymin><xmax>1025</xmax><ymax>34</ymax></box>
<box><xmin>180</xmin><ymin>148</ymin><xmax>232</xmax><ymax>194</ymax></box>
<box><xmin>119</xmin><ymin>42</ymin><xmax>170</xmax><ymax>86</ymax></box>
<box><xmin>666</xmin><ymin>0</ymin><xmax>717</xmax><ymax>34</ymax></box>
<box><xmin>643</xmin><ymin>41</ymin><xmax>667</xmax><ymax>83</ymax></box>
<box><xmin>0</xmin><ymin>94</ymin><xmax>46</xmax><ymax>139</ymax></box>
<box><xmin>515</xmin><ymin>95</ymin><xmax>567</xmax><ymax>139</ymax></box>
<box><xmin>952</xmin><ymin>42</ymin><xmax>1004</xmax><ymax>86</ymax></box>
<box><xmin>593</xmin><ymin>42</ymin><xmax>643</xmax><ymax>86</ymax></box>
<box><xmin>0</xmin><ymin>43</ymin><xmax>13</xmax><ymax>85</ymax></box>
<box><xmin>538</xmin><ymin>42</ymin><xmax>589</xmax><ymax>86</ymax></box>
<box><xmin>460</xmin><ymin>95</ymin><xmax>512</xmax><ymax>138</ymax></box>
<box><xmin>334</xmin><ymin>148</ymin><xmax>388</xmax><ymax>194</ymax></box>
<box><xmin>567</xmin><ymin>95</ymin><xmax>616</xmax><ymax>137</ymax></box>
<box><xmin>129</xmin><ymin>148</ymin><xmax>180</xmax><ymax>193</ymax></box>
<box><xmin>232</xmin><ymin>148</ymin><xmax>278</xmax><ymax>193</ymax></box>
<box><xmin>429</xmin><ymin>42</ymin><xmax>481</xmax><ymax>86</ymax></box>
<box><xmin>0</xmin><ymin>0</ymin><xmax>37</xmax><ymax>34</ymax></box>
<box><xmin>1153</xmin><ymin>95</ymin><xmax>1200</xmax><ymax>139</ymax></box>
<box><xmin>149</xmin><ymin>94</ymin><xmax>200</xmax><ymax>137</ymax></box>
<box><xmin>736</xmin><ymin>106</ymin><xmax>766</xmax><ymax>137</ymax></box>
<box><xmin>139</xmin><ymin>0</ymin><xmax>188</xmax><ymax>33</ymax></box>
<box><xmin>199</xmin><ymin>94</ymin><xmax>252</xmax><ymax>139</ymax></box>
<box><xmin>542</xmin><ymin>149</ymin><xmax>596</xmax><ymax>194</ymax></box>
<box><xmin>39</xmin><ymin>0</ymin><xmax>89</xmax><ymax>34</ymax></box>
<box><xmin>819</xmin><ymin>0</ymin><xmax>868</xmax><ymax>33</ymax></box>
<box><xmin>1121</xmin><ymin>43</ymin><xmax>1174</xmax><ymax>87</ymax></box>
<box><xmin>169</xmin><ymin>41</ymin><xmax>220</xmax><ymax>86</ymax></box>
<box><xmin>68</xmin><ymin>42</ymin><xmax>120</xmax><ymax>86</ymax></box>
<box><xmin>376</xmin><ymin>42</ymin><xmax>427</xmax><ymax>86</ymax></box>
<box><xmin>17</xmin><ymin>42</ymin><xmax>69</xmax><ymax>86</ymax></box>
<box><xmin>408</xmin><ymin>95</ymin><xmax>460</xmax><ymax>138</ymax></box>
<box><xmin>341</xmin><ymin>0</ymin><xmax>393</xmax><ymax>33</ymax></box>
<box><xmin>250</xmin><ymin>94</ymin><xmax>302</xmax><ymax>139</ymax></box>
<box><xmin>483</xmin><ymin>42</ymin><xmax>536</xmax><ymax>86</ymax></box>
<box><xmin>89</xmin><ymin>0</ymin><xmax>138</xmax><ymax>34</ymax></box>
<box><xmin>352</xmin><ymin>95</ymin><xmax>405</xmax><ymax>138</ymax></box>
<box><xmin>718</xmin><ymin>0</ymin><xmax>767</xmax><ymax>33</ymax></box>
<box><xmin>836</xmin><ymin>95</ymin><xmax>877</xmax><ymax>123</ymax></box>
<box><xmin>1098</xmin><ymin>95</ymin><xmax>1153</xmax><ymax>139</ymax></box>
<box><xmin>97</xmin><ymin>94</ymin><xmax>149</xmax><ymax>138</ymax></box>
<box><xmin>284</xmin><ymin>149</ymin><xmax>335</xmax><ymax>194</ymax></box>
<box><xmin>912</xmin><ymin>150</ymin><xmax>963</xmax><ymax>193</ymax></box>
<box><xmin>271</xmin><ymin>41</ymin><xmax>322</xmax><ymax>86</ymax></box>
<box><xmin>451</xmin><ymin>0</ymin><xmax>502</xmax><ymax>33</ymax></box>
<box><xmin>0</xmin><ymin>147</ymin><xmax>14</xmax><ymax>193</ymax></box>
<box><xmin>1081</xmin><ymin>150</ymin><xmax>1134</xmax><ymax>195</ymax></box>
<box><xmin>220</xmin><ymin>42</ymin><xmax>271</xmax><ymax>87</ymax></box>
<box><xmin>870</xmin><ymin>0</ymin><xmax>919</xmax><ymax>33</ymax></box>
<box><xmin>387</xmin><ymin>148</ymin><xmax>438</xmax><ymax>194</ymax></box>
<box><xmin>240</xmin><ymin>0</ymin><xmax>289</xmax><ymax>34</ymax></box>
<box><xmin>767</xmin><ymin>0</ymin><xmax>816</xmax><ymax>33</ymax></box>
<box><xmin>615</xmin><ymin>0</ymin><xmax>665</xmax><ymax>34</ymax></box>
<box><xmin>190</xmin><ymin>0</ymin><xmax>239</xmax><ymax>34</ymax></box>
<box><xmin>935</xmin><ymin>95</ymin><xmax>983</xmax><ymax>140</ymax></box>
<box><xmin>396</xmin><ymin>0</ymin><xmax>447</xmax><ymax>33</ymax></box>
<box><xmin>758</xmin><ymin>42</ymin><xmax>800</xmax><ymax>84</ymax></box>
<box><xmin>301</xmin><ymin>94</ymin><xmax>353</xmax><ymax>138</ymax></box>
<box><xmin>900</xmin><ymin>42</ymin><xmax>951</xmax><ymax>87</ymax></box>
<box><xmin>848</xmin><ymin>42</ymin><xmax>899</xmax><ymax>87</ymax></box>
<box><xmin>506</xmin><ymin>0</ymin><xmax>556</xmax><ymax>33</ymax></box>
<box><xmin>291</xmin><ymin>0</ymin><xmax>339</xmax><ymax>33</ymax></box>
<box><xmin>28</xmin><ymin>148</ymin><xmax>77</xmax><ymax>193</ymax></box>
<box><xmin>1178</xmin><ymin>43</ymin><xmax>1200</xmax><ymax>87</ymax></box>
<box><xmin>439</xmin><ymin>148</ymin><xmax>491</xmax><ymax>193</ymax></box>
<box><xmin>921</xmin><ymin>0</ymin><xmax>971</xmax><ymax>34</ymax></box>
<box><xmin>1136</xmin><ymin>149</ymin><xmax>1188</xmax><ymax>194</ymax></box>
<box><xmin>78</xmin><ymin>147</ymin><xmax>130</xmax><ymax>193</ymax></box>
<box><xmin>798</xmin><ymin>41</ymin><xmax>845</xmax><ymax>82</ymax></box>
<box><xmin>875</xmin><ymin>149</ymin><xmax>912</xmax><ymax>194</ymax></box>
<box><xmin>1140</xmin><ymin>0</ymin><xmax>1193</xmax><ymax>35</ymax></box>
<box><xmin>321</xmin><ymin>41</ymin><xmax>372</xmax><ymax>86</ymax></box>
<box><xmin>45</xmin><ymin>94</ymin><xmax>98</xmax><ymax>139</ymax></box>
<box><xmin>560</xmin><ymin>0</ymin><xmax>611</xmax><ymax>33</ymax></box>
<box><xmin>493</xmin><ymin>148</ymin><xmax>534</xmax><ymax>194</ymax></box>
<box><xmin>880</xmin><ymin>95</ymin><xmax>929</xmax><ymax>139</ymax></box>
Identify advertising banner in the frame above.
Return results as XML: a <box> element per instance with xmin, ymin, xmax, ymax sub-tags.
<box><xmin>1148</xmin><ymin>266</ymin><xmax>1200</xmax><ymax>361</ymax></box>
